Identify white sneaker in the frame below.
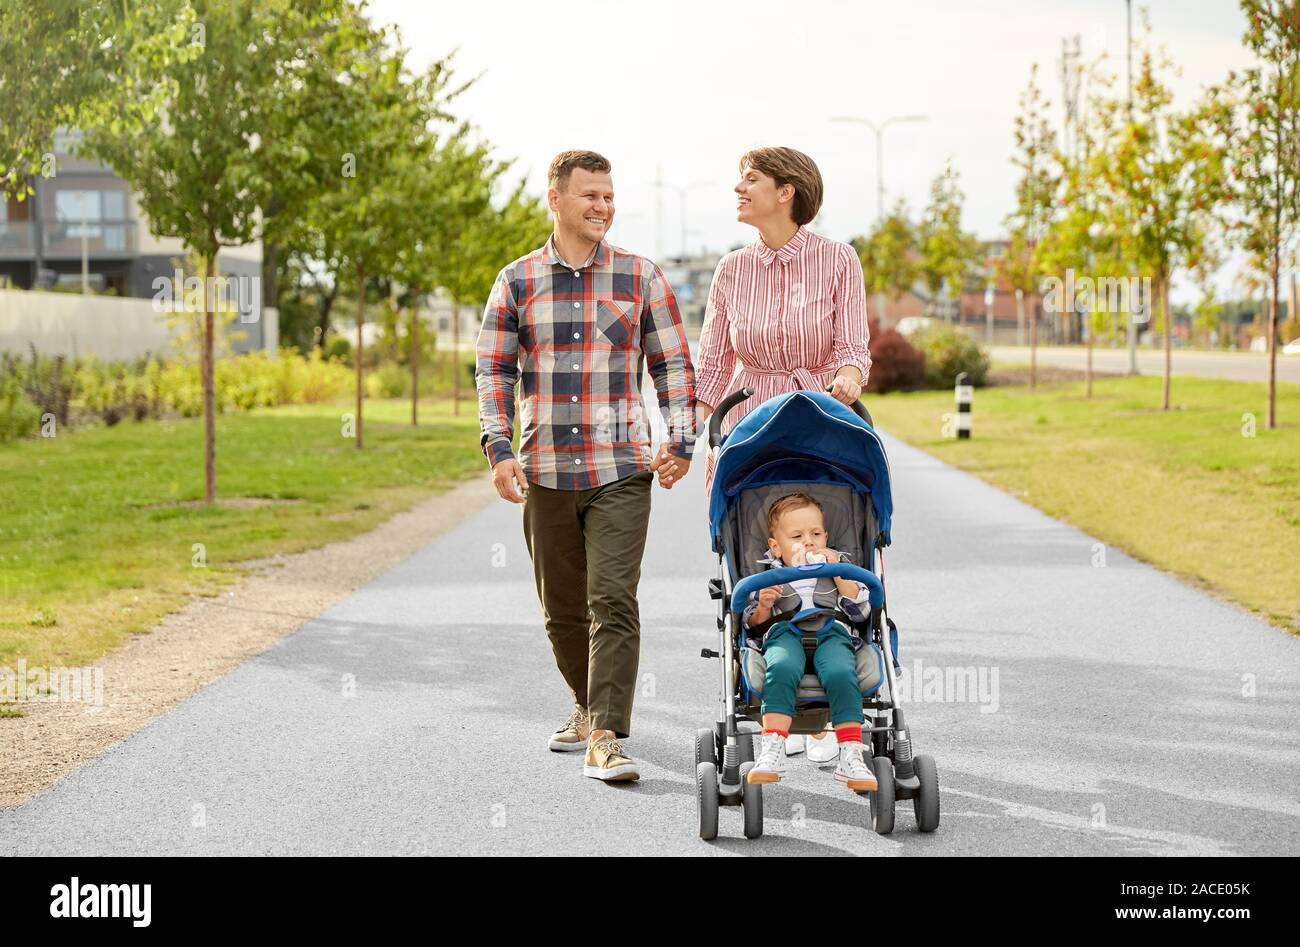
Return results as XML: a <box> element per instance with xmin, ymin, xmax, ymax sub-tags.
<box><xmin>785</xmin><ymin>733</ymin><xmax>806</xmax><ymax>756</ymax></box>
<box><xmin>807</xmin><ymin>726</ymin><xmax>838</xmax><ymax>763</ymax></box>
<box><xmin>833</xmin><ymin>741</ymin><xmax>878</xmax><ymax>792</ymax></box>
<box><xmin>747</xmin><ymin>733</ymin><xmax>788</xmax><ymax>783</ymax></box>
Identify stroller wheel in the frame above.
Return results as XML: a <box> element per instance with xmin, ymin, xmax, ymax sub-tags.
<box><xmin>697</xmin><ymin>761</ymin><xmax>719</xmax><ymax>840</ymax></box>
<box><xmin>869</xmin><ymin>756</ymin><xmax>895</xmax><ymax>835</ymax></box>
<box><xmin>738</xmin><ymin>762</ymin><xmax>763</xmax><ymax>840</ymax></box>
<box><xmin>695</xmin><ymin>728</ymin><xmax>717</xmax><ymax>768</ymax></box>
<box><xmin>913</xmin><ymin>754</ymin><xmax>940</xmax><ymax>833</ymax></box>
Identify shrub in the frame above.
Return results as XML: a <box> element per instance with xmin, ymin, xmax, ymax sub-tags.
<box><xmin>299</xmin><ymin>347</ymin><xmax>352</xmax><ymax>403</ymax></box>
<box><xmin>367</xmin><ymin>361</ymin><xmax>410</xmax><ymax>399</ymax></box>
<box><xmin>0</xmin><ymin>373</ymin><xmax>42</xmax><ymax>442</ymax></box>
<box><xmin>322</xmin><ymin>335</ymin><xmax>352</xmax><ymax>364</ymax></box>
<box><xmin>909</xmin><ymin>323</ymin><xmax>990</xmax><ymax>388</ymax></box>
<box><xmin>865</xmin><ymin>317</ymin><xmax>926</xmax><ymax>393</ymax></box>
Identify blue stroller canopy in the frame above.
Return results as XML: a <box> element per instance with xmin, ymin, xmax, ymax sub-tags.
<box><xmin>707</xmin><ymin>390</ymin><xmax>893</xmax><ymax>546</ymax></box>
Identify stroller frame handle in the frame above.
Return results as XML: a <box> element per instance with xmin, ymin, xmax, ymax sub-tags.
<box><xmin>707</xmin><ymin>387</ymin><xmax>755</xmax><ymax>449</ymax></box>
<box><xmin>730</xmin><ymin>562</ymin><xmax>884</xmax><ymax>613</ymax></box>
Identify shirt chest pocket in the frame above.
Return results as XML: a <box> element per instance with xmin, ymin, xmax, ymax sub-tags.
<box><xmin>595</xmin><ymin>299</ymin><xmax>638</xmax><ymax>348</ymax></box>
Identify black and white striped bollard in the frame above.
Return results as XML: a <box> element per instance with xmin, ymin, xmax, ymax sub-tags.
<box><xmin>955</xmin><ymin>372</ymin><xmax>972</xmax><ymax>439</ymax></box>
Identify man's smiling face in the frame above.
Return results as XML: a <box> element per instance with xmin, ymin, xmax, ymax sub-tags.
<box><xmin>551</xmin><ymin>167</ymin><xmax>615</xmax><ymax>243</ymax></box>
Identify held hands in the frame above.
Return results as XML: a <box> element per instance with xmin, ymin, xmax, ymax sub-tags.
<box><xmin>649</xmin><ymin>443</ymin><xmax>691</xmax><ymax>489</ymax></box>
<box><xmin>491</xmin><ymin>458</ymin><xmax>528</xmax><ymax>504</ymax></box>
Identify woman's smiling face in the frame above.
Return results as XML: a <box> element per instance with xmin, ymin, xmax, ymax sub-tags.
<box><xmin>735</xmin><ymin>164</ymin><xmax>792</xmax><ymax>225</ymax></box>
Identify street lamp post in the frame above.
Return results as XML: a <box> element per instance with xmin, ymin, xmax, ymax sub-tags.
<box><xmin>655</xmin><ymin>179</ymin><xmax>714</xmax><ymax>260</ymax></box>
<box><xmin>832</xmin><ymin>113</ymin><xmax>929</xmax><ymax>324</ymax></box>
<box><xmin>832</xmin><ymin>114</ymin><xmax>929</xmax><ymax>225</ymax></box>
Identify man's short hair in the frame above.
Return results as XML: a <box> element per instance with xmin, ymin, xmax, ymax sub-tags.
<box><xmin>548</xmin><ymin>150</ymin><xmax>612</xmax><ymax>193</ymax></box>
<box><xmin>767</xmin><ymin>492</ymin><xmax>825</xmax><ymax>535</ymax></box>
<box><xmin>739</xmin><ymin>146</ymin><xmax>824</xmax><ymax>225</ymax></box>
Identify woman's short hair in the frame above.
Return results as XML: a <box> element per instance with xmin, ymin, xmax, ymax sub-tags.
<box><xmin>740</xmin><ymin>147</ymin><xmax>824</xmax><ymax>225</ymax></box>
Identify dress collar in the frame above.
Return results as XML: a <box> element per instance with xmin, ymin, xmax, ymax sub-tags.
<box><xmin>541</xmin><ymin>233</ymin><xmax>609</xmax><ymax>270</ymax></box>
<box><xmin>755</xmin><ymin>224</ymin><xmax>810</xmax><ymax>267</ymax></box>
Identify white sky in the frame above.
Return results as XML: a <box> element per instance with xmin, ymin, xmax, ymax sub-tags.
<box><xmin>370</xmin><ymin>0</ymin><xmax>1263</xmax><ymax>303</ymax></box>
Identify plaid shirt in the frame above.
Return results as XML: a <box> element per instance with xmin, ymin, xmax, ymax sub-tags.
<box><xmin>475</xmin><ymin>234</ymin><xmax>698</xmax><ymax>490</ymax></box>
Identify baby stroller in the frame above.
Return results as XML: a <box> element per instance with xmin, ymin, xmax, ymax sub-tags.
<box><xmin>695</xmin><ymin>388</ymin><xmax>940</xmax><ymax>840</ymax></box>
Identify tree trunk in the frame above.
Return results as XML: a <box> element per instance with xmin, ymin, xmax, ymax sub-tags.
<box><xmin>1029</xmin><ymin>289</ymin><xmax>1037</xmax><ymax>389</ymax></box>
<box><xmin>452</xmin><ymin>297</ymin><xmax>461</xmax><ymax>416</ymax></box>
<box><xmin>202</xmin><ymin>250</ymin><xmax>218</xmax><ymax>503</ymax></box>
<box><xmin>1085</xmin><ymin>309</ymin><xmax>1093</xmax><ymax>399</ymax></box>
<box><xmin>1267</xmin><ymin>258</ymin><xmax>1279</xmax><ymax>430</ymax></box>
<box><xmin>317</xmin><ymin>282</ymin><xmax>337</xmax><ymax>349</ymax></box>
<box><xmin>1160</xmin><ymin>274</ymin><xmax>1171</xmax><ymax>411</ymax></box>
<box><xmin>411</xmin><ymin>303</ymin><xmax>419</xmax><ymax>427</ymax></box>
<box><xmin>355</xmin><ymin>264</ymin><xmax>365</xmax><ymax>450</ymax></box>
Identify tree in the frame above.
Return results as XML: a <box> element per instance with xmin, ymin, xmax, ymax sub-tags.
<box><xmin>0</xmin><ymin>0</ymin><xmax>199</xmax><ymax>198</ymax></box>
<box><xmin>1096</xmin><ymin>13</ymin><xmax>1231</xmax><ymax>410</ymax></box>
<box><xmin>1001</xmin><ymin>63</ymin><xmax>1060</xmax><ymax>389</ymax></box>
<box><xmin>1223</xmin><ymin>0</ymin><xmax>1300</xmax><ymax>428</ymax></box>
<box><xmin>1040</xmin><ymin>54</ymin><xmax>1123</xmax><ymax>397</ymax></box>
<box><xmin>299</xmin><ymin>34</ymin><xmax>465</xmax><ymax>448</ymax></box>
<box><xmin>394</xmin><ymin>130</ymin><xmax>500</xmax><ymax>422</ymax></box>
<box><xmin>78</xmin><ymin>0</ymin><xmax>347</xmax><ymax>501</ymax></box>
<box><xmin>917</xmin><ymin>160</ymin><xmax>981</xmax><ymax>325</ymax></box>
<box><xmin>852</xmin><ymin>199</ymin><xmax>917</xmax><ymax>326</ymax></box>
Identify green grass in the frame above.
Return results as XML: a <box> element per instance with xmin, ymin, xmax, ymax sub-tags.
<box><xmin>0</xmin><ymin>397</ymin><xmax>484</xmax><ymax>669</ymax></box>
<box><xmin>866</xmin><ymin>367</ymin><xmax>1300</xmax><ymax>635</ymax></box>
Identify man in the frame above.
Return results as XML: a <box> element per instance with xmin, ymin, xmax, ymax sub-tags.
<box><xmin>475</xmin><ymin>150</ymin><xmax>697</xmax><ymax>782</ymax></box>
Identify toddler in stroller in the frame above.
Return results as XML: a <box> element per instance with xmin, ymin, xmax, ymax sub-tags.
<box><xmin>742</xmin><ymin>491</ymin><xmax>879</xmax><ymax>791</ymax></box>
<box><xmin>695</xmin><ymin>387</ymin><xmax>940</xmax><ymax>840</ymax></box>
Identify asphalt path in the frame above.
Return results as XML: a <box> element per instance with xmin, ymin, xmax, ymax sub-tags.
<box><xmin>4</xmin><ymin>425</ymin><xmax>1298</xmax><ymax>855</ymax></box>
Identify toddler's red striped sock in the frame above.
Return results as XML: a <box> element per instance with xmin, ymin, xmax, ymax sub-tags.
<box><xmin>835</xmin><ymin>724</ymin><xmax>862</xmax><ymax>745</ymax></box>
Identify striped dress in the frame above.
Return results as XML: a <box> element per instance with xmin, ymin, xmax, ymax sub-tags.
<box><xmin>695</xmin><ymin>225</ymin><xmax>872</xmax><ymax>490</ymax></box>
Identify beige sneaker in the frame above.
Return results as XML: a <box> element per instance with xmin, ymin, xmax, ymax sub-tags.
<box><xmin>548</xmin><ymin>705</ymin><xmax>590</xmax><ymax>752</ymax></box>
<box><xmin>583</xmin><ymin>734</ymin><xmax>640</xmax><ymax>782</ymax></box>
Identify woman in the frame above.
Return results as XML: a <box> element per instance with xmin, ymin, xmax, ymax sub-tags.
<box><xmin>656</xmin><ymin>146</ymin><xmax>872</xmax><ymax>759</ymax></box>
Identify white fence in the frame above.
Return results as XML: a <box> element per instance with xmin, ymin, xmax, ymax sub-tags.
<box><xmin>0</xmin><ymin>289</ymin><xmax>277</xmax><ymax>361</ymax></box>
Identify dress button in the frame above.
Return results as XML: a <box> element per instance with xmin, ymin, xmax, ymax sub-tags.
<box><xmin>572</xmin><ymin>301</ymin><xmax>580</xmax><ymax>309</ymax></box>
<box><xmin>575</xmin><ymin>458</ymin><xmax>582</xmax><ymax>465</ymax></box>
<box><xmin>572</xmin><ymin>363</ymin><xmax>580</xmax><ymax>370</ymax></box>
<box><xmin>573</xmin><ymin>332</ymin><xmax>581</xmax><ymax>339</ymax></box>
<box><xmin>571</xmin><ymin>395</ymin><xmax>578</xmax><ymax>402</ymax></box>
<box><xmin>575</xmin><ymin>272</ymin><xmax>581</xmax><ymax>278</ymax></box>
<box><xmin>571</xmin><ymin>427</ymin><xmax>579</xmax><ymax>434</ymax></box>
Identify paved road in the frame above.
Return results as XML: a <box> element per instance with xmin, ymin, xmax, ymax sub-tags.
<box><xmin>4</xmin><ymin>426</ymin><xmax>1298</xmax><ymax>856</ymax></box>
<box><xmin>991</xmin><ymin>345</ymin><xmax>1300</xmax><ymax>384</ymax></box>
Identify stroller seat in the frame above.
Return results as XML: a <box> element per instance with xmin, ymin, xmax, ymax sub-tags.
<box><xmin>740</xmin><ymin>641</ymin><xmax>885</xmax><ymax>701</ymax></box>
